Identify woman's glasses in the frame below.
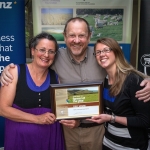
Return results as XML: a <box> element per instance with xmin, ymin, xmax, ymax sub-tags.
<box><xmin>35</xmin><ymin>48</ymin><xmax>56</xmax><ymax>55</ymax></box>
<box><xmin>93</xmin><ymin>47</ymin><xmax>111</xmax><ymax>56</ymax></box>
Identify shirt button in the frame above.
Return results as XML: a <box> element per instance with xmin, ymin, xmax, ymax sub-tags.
<box><xmin>39</xmin><ymin>105</ymin><xmax>41</xmax><ymax>107</ymax></box>
<box><xmin>39</xmin><ymin>93</ymin><xmax>41</xmax><ymax>95</ymax></box>
<box><xmin>39</xmin><ymin>99</ymin><xmax>41</xmax><ymax>101</ymax></box>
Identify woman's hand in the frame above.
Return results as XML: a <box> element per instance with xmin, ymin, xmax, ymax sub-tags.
<box><xmin>36</xmin><ymin>112</ymin><xmax>56</xmax><ymax>125</ymax></box>
<box><xmin>86</xmin><ymin>114</ymin><xmax>111</xmax><ymax>124</ymax></box>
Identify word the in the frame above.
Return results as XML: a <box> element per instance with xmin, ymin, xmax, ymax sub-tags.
<box><xmin>0</xmin><ymin>54</ymin><xmax>10</xmax><ymax>62</ymax></box>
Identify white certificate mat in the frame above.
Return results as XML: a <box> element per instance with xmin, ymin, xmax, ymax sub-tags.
<box><xmin>68</xmin><ymin>106</ymin><xmax>99</xmax><ymax>116</ymax></box>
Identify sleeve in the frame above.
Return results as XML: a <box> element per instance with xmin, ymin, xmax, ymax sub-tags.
<box><xmin>127</xmin><ymin>73</ymin><xmax>150</xmax><ymax>128</ymax></box>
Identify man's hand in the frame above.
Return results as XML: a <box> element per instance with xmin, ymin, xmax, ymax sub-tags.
<box><xmin>59</xmin><ymin>119</ymin><xmax>80</xmax><ymax>128</ymax></box>
<box><xmin>1</xmin><ymin>63</ymin><xmax>15</xmax><ymax>86</ymax></box>
<box><xmin>136</xmin><ymin>78</ymin><xmax>150</xmax><ymax>102</ymax></box>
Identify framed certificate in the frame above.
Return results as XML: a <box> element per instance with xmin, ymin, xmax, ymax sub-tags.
<box><xmin>50</xmin><ymin>82</ymin><xmax>103</xmax><ymax>120</ymax></box>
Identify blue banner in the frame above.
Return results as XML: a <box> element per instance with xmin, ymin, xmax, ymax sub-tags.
<box><xmin>0</xmin><ymin>0</ymin><xmax>26</xmax><ymax>74</ymax></box>
<box><xmin>0</xmin><ymin>0</ymin><xmax>25</xmax><ymax>147</ymax></box>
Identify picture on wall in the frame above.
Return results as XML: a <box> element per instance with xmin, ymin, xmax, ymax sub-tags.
<box><xmin>41</xmin><ymin>8</ymin><xmax>123</xmax><ymax>42</ymax></box>
<box><xmin>33</xmin><ymin>0</ymin><xmax>132</xmax><ymax>45</ymax></box>
<box><xmin>76</xmin><ymin>9</ymin><xmax>123</xmax><ymax>41</ymax></box>
<box><xmin>41</xmin><ymin>8</ymin><xmax>73</xmax><ymax>41</ymax></box>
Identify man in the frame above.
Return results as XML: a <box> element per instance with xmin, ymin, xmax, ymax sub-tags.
<box><xmin>1</xmin><ymin>17</ymin><xmax>150</xmax><ymax>150</ymax></box>
<box><xmin>53</xmin><ymin>17</ymin><xmax>106</xmax><ymax>150</ymax></box>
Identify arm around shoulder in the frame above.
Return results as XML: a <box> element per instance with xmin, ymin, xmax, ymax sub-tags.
<box><xmin>0</xmin><ymin>63</ymin><xmax>16</xmax><ymax>86</ymax></box>
<box><xmin>135</xmin><ymin>77</ymin><xmax>150</xmax><ymax>102</ymax></box>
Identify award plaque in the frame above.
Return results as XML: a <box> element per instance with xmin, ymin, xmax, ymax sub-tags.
<box><xmin>50</xmin><ymin>82</ymin><xmax>103</xmax><ymax>120</ymax></box>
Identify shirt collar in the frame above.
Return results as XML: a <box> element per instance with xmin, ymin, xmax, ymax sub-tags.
<box><xmin>66</xmin><ymin>48</ymin><xmax>88</xmax><ymax>64</ymax></box>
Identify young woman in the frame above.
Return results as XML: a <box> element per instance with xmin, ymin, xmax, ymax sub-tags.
<box><xmin>88</xmin><ymin>37</ymin><xmax>150</xmax><ymax>150</ymax></box>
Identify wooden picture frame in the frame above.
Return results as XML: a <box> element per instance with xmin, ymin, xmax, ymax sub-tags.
<box><xmin>50</xmin><ymin>82</ymin><xmax>103</xmax><ymax>120</ymax></box>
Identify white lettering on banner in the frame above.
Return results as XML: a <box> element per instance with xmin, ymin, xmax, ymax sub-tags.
<box><xmin>0</xmin><ymin>66</ymin><xmax>4</xmax><ymax>74</ymax></box>
<box><xmin>0</xmin><ymin>35</ymin><xmax>15</xmax><ymax>74</ymax></box>
<box><xmin>0</xmin><ymin>54</ymin><xmax>10</xmax><ymax>62</ymax></box>
<box><xmin>0</xmin><ymin>35</ymin><xmax>15</xmax><ymax>42</ymax></box>
<box><xmin>0</xmin><ymin>44</ymin><xmax>13</xmax><ymax>52</ymax></box>
<box><xmin>0</xmin><ymin>2</ymin><xmax>12</xmax><ymax>9</ymax></box>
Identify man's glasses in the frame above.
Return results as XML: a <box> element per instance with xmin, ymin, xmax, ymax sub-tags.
<box><xmin>35</xmin><ymin>48</ymin><xmax>56</xmax><ymax>55</ymax></box>
<box><xmin>93</xmin><ymin>47</ymin><xmax>111</xmax><ymax>56</ymax></box>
